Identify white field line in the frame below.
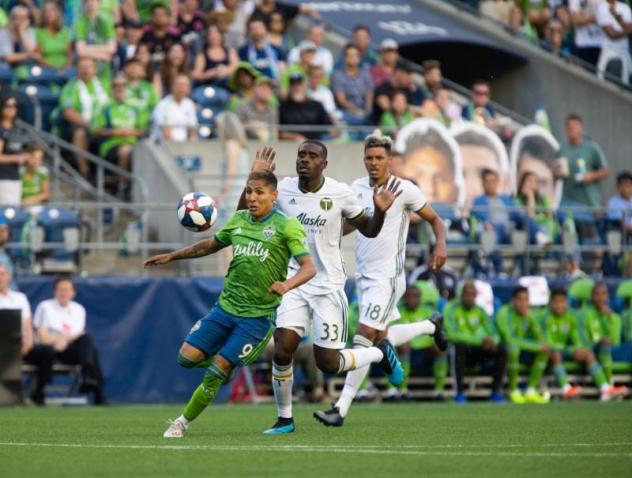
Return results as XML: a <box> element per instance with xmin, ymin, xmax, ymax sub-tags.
<box><xmin>0</xmin><ymin>442</ymin><xmax>630</xmax><ymax>458</ymax></box>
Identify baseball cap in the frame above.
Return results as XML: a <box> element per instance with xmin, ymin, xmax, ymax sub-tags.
<box><xmin>255</xmin><ymin>76</ymin><xmax>273</xmax><ymax>86</ymax></box>
<box><xmin>379</xmin><ymin>38</ymin><xmax>398</xmax><ymax>51</ymax></box>
<box><xmin>289</xmin><ymin>71</ymin><xmax>306</xmax><ymax>83</ymax></box>
<box><xmin>299</xmin><ymin>40</ymin><xmax>317</xmax><ymax>52</ymax></box>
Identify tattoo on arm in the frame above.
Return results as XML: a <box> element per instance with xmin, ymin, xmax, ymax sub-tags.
<box><xmin>170</xmin><ymin>238</ymin><xmax>221</xmax><ymax>260</ymax></box>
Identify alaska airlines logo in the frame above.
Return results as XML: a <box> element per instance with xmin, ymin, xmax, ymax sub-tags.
<box><xmin>296</xmin><ymin>213</ymin><xmax>327</xmax><ymax>227</ymax></box>
<box><xmin>233</xmin><ymin>241</ymin><xmax>270</xmax><ymax>262</ymax></box>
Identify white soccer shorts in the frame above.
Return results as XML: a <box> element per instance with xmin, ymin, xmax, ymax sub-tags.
<box><xmin>276</xmin><ymin>287</ymin><xmax>349</xmax><ymax>349</ymax></box>
<box><xmin>357</xmin><ymin>274</ymin><xmax>406</xmax><ymax>332</ymax></box>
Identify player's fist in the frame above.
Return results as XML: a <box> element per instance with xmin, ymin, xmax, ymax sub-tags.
<box><xmin>431</xmin><ymin>242</ymin><xmax>447</xmax><ymax>272</ymax></box>
<box><xmin>269</xmin><ymin>281</ymin><xmax>289</xmax><ymax>296</ymax></box>
<box><xmin>373</xmin><ymin>176</ymin><xmax>402</xmax><ymax>213</ymax></box>
<box><xmin>144</xmin><ymin>253</ymin><xmax>172</xmax><ymax>268</ymax></box>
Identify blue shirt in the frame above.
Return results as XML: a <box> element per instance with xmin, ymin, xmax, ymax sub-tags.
<box><xmin>238</xmin><ymin>42</ymin><xmax>286</xmax><ymax>80</ymax></box>
<box><xmin>606</xmin><ymin>194</ymin><xmax>632</xmax><ymax>227</ymax></box>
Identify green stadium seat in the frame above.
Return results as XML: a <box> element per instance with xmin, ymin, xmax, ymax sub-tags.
<box><xmin>415</xmin><ymin>280</ymin><xmax>440</xmax><ymax>307</ymax></box>
<box><xmin>568</xmin><ymin>277</ymin><xmax>595</xmax><ymax>308</ymax></box>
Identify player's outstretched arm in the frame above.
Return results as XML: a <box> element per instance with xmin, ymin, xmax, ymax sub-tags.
<box><xmin>269</xmin><ymin>255</ymin><xmax>316</xmax><ymax>296</ymax></box>
<box><xmin>417</xmin><ymin>204</ymin><xmax>447</xmax><ymax>271</ymax></box>
<box><xmin>143</xmin><ymin>238</ymin><xmax>225</xmax><ymax>267</ymax></box>
<box><xmin>349</xmin><ymin>176</ymin><xmax>402</xmax><ymax>238</ymax></box>
<box><xmin>236</xmin><ymin>146</ymin><xmax>277</xmax><ymax>210</ymax></box>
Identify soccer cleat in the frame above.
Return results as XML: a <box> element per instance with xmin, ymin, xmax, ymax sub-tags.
<box><xmin>263</xmin><ymin>417</ymin><xmax>295</xmax><ymax>434</ymax></box>
<box><xmin>429</xmin><ymin>312</ymin><xmax>448</xmax><ymax>352</ymax></box>
<box><xmin>509</xmin><ymin>389</ymin><xmax>526</xmax><ymax>404</ymax></box>
<box><xmin>563</xmin><ymin>385</ymin><xmax>583</xmax><ymax>400</ymax></box>
<box><xmin>454</xmin><ymin>393</ymin><xmax>468</xmax><ymax>404</ymax></box>
<box><xmin>313</xmin><ymin>406</ymin><xmax>344</xmax><ymax>427</ymax></box>
<box><xmin>489</xmin><ymin>392</ymin><xmax>508</xmax><ymax>403</ymax></box>
<box><xmin>600</xmin><ymin>385</ymin><xmax>629</xmax><ymax>402</ymax></box>
<box><xmin>376</xmin><ymin>339</ymin><xmax>404</xmax><ymax>387</ymax></box>
<box><xmin>524</xmin><ymin>390</ymin><xmax>550</xmax><ymax>404</ymax></box>
<box><xmin>163</xmin><ymin>419</ymin><xmax>187</xmax><ymax>438</ymax></box>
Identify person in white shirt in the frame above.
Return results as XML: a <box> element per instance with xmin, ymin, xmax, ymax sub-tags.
<box><xmin>152</xmin><ymin>74</ymin><xmax>199</xmax><ymax>142</ymax></box>
<box><xmin>287</xmin><ymin>24</ymin><xmax>334</xmax><ymax>75</ymax></box>
<box><xmin>0</xmin><ymin>264</ymin><xmax>55</xmax><ymax>405</ymax></box>
<box><xmin>241</xmin><ymin>142</ymin><xmax>404</xmax><ymax>434</ymax></box>
<box><xmin>33</xmin><ymin>276</ymin><xmax>106</xmax><ymax>405</ymax></box>
<box><xmin>306</xmin><ymin>63</ymin><xmax>338</xmax><ymax>118</ymax></box>
<box><xmin>569</xmin><ymin>0</ymin><xmax>606</xmax><ymax>66</ymax></box>
<box><xmin>315</xmin><ymin>133</ymin><xmax>448</xmax><ymax>427</ymax></box>
<box><xmin>597</xmin><ymin>0</ymin><xmax>632</xmax><ymax>51</ymax></box>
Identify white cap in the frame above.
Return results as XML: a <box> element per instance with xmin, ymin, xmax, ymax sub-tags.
<box><xmin>299</xmin><ymin>40</ymin><xmax>317</xmax><ymax>52</ymax></box>
<box><xmin>379</xmin><ymin>38</ymin><xmax>398</xmax><ymax>51</ymax></box>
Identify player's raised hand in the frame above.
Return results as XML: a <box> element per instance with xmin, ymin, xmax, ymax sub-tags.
<box><xmin>269</xmin><ymin>281</ymin><xmax>290</xmax><ymax>296</ymax></box>
<box><xmin>143</xmin><ymin>253</ymin><xmax>172</xmax><ymax>268</ymax></box>
<box><xmin>252</xmin><ymin>146</ymin><xmax>276</xmax><ymax>173</ymax></box>
<box><xmin>373</xmin><ymin>176</ymin><xmax>402</xmax><ymax>214</ymax></box>
<box><xmin>430</xmin><ymin>241</ymin><xmax>447</xmax><ymax>272</ymax></box>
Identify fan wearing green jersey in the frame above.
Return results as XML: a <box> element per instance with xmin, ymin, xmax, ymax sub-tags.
<box><xmin>579</xmin><ymin>283</ymin><xmax>629</xmax><ymax>399</ymax></box>
<box><xmin>542</xmin><ymin>287</ymin><xmax>627</xmax><ymax>401</ymax></box>
<box><xmin>144</xmin><ymin>170</ymin><xmax>316</xmax><ymax>438</ymax></box>
<box><xmin>496</xmin><ymin>286</ymin><xmax>550</xmax><ymax>404</ymax></box>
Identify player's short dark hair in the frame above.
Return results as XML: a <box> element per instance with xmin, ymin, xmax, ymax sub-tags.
<box><xmin>300</xmin><ymin>139</ymin><xmax>328</xmax><ymax>160</ymax></box>
<box><xmin>566</xmin><ymin>113</ymin><xmax>583</xmax><ymax>124</ymax></box>
<box><xmin>54</xmin><ymin>274</ymin><xmax>75</xmax><ymax>290</ymax></box>
<box><xmin>512</xmin><ymin>286</ymin><xmax>528</xmax><ymax>298</ymax></box>
<box><xmin>343</xmin><ymin>43</ymin><xmax>360</xmax><ymax>54</ymax></box>
<box><xmin>353</xmin><ymin>24</ymin><xmax>371</xmax><ymax>35</ymax></box>
<box><xmin>364</xmin><ymin>133</ymin><xmax>392</xmax><ymax>154</ymax></box>
<box><xmin>248</xmin><ymin>170</ymin><xmax>277</xmax><ymax>190</ymax></box>
<box><xmin>550</xmin><ymin>287</ymin><xmax>567</xmax><ymax>299</ymax></box>
<box><xmin>616</xmin><ymin>171</ymin><xmax>632</xmax><ymax>184</ymax></box>
<box><xmin>471</xmin><ymin>79</ymin><xmax>490</xmax><ymax>89</ymax></box>
<box><xmin>481</xmin><ymin>168</ymin><xmax>498</xmax><ymax>180</ymax></box>
<box><xmin>591</xmin><ymin>281</ymin><xmax>608</xmax><ymax>295</ymax></box>
<box><xmin>151</xmin><ymin>3</ymin><xmax>170</xmax><ymax>15</ymax></box>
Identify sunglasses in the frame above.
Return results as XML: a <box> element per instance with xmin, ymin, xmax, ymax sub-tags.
<box><xmin>2</xmin><ymin>102</ymin><xmax>18</xmax><ymax>109</ymax></box>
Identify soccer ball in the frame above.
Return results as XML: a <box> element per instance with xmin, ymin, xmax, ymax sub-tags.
<box><xmin>177</xmin><ymin>192</ymin><xmax>218</xmax><ymax>232</ymax></box>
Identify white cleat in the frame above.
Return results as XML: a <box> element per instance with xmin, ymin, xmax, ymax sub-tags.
<box><xmin>163</xmin><ymin>419</ymin><xmax>188</xmax><ymax>438</ymax></box>
<box><xmin>600</xmin><ymin>385</ymin><xmax>629</xmax><ymax>402</ymax></box>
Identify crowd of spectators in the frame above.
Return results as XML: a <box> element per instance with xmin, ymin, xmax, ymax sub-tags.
<box><xmin>474</xmin><ymin>0</ymin><xmax>632</xmax><ymax>83</ymax></box>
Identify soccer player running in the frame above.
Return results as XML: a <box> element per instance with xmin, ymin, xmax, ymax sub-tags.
<box><xmin>144</xmin><ymin>170</ymin><xmax>316</xmax><ymax>438</ymax></box>
<box><xmin>315</xmin><ymin>133</ymin><xmax>448</xmax><ymax>427</ymax></box>
<box><xmin>244</xmin><ymin>142</ymin><xmax>406</xmax><ymax>435</ymax></box>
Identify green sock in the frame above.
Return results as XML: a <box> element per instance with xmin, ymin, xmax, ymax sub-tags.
<box><xmin>553</xmin><ymin>364</ymin><xmax>568</xmax><ymax>387</ymax></box>
<box><xmin>400</xmin><ymin>353</ymin><xmax>411</xmax><ymax>391</ymax></box>
<box><xmin>598</xmin><ymin>346</ymin><xmax>613</xmax><ymax>384</ymax></box>
<box><xmin>527</xmin><ymin>352</ymin><xmax>548</xmax><ymax>389</ymax></box>
<box><xmin>588</xmin><ymin>362</ymin><xmax>607</xmax><ymax>388</ymax></box>
<box><xmin>508</xmin><ymin>348</ymin><xmax>520</xmax><ymax>391</ymax></box>
<box><xmin>433</xmin><ymin>354</ymin><xmax>448</xmax><ymax>392</ymax></box>
<box><xmin>182</xmin><ymin>363</ymin><xmax>227</xmax><ymax>422</ymax></box>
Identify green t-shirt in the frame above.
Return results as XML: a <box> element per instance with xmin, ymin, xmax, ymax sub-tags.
<box><xmin>380</xmin><ymin>110</ymin><xmax>414</xmax><ymax>138</ymax></box>
<box><xmin>99</xmin><ymin>0</ymin><xmax>118</xmax><ymax>22</ymax></box>
<box><xmin>137</xmin><ymin>0</ymin><xmax>171</xmax><ymax>22</ymax></box>
<box><xmin>125</xmin><ymin>81</ymin><xmax>159</xmax><ymax>116</ymax></box>
<box><xmin>35</xmin><ymin>27</ymin><xmax>72</xmax><ymax>70</ymax></box>
<box><xmin>20</xmin><ymin>166</ymin><xmax>49</xmax><ymax>200</ymax></box>
<box><xmin>75</xmin><ymin>14</ymin><xmax>115</xmax><ymax>79</ymax></box>
<box><xmin>496</xmin><ymin>304</ymin><xmax>544</xmax><ymax>352</ymax></box>
<box><xmin>93</xmin><ymin>99</ymin><xmax>147</xmax><ymax>156</ymax></box>
<box><xmin>59</xmin><ymin>78</ymin><xmax>110</xmax><ymax>122</ymax></box>
<box><xmin>214</xmin><ymin>209</ymin><xmax>310</xmax><ymax>318</ymax></box>
<box><xmin>395</xmin><ymin>304</ymin><xmax>435</xmax><ymax>349</ymax></box>
<box><xmin>443</xmin><ymin>301</ymin><xmax>497</xmax><ymax>347</ymax></box>
<box><xmin>622</xmin><ymin>309</ymin><xmax>632</xmax><ymax>343</ymax></box>
<box><xmin>0</xmin><ymin>8</ymin><xmax>7</xmax><ymax>28</ymax></box>
<box><xmin>542</xmin><ymin>310</ymin><xmax>581</xmax><ymax>351</ymax></box>
<box><xmin>558</xmin><ymin>139</ymin><xmax>607</xmax><ymax>208</ymax></box>
<box><xmin>579</xmin><ymin>306</ymin><xmax>622</xmax><ymax>346</ymax></box>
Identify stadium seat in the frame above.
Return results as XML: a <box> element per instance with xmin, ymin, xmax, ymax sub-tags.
<box><xmin>191</xmin><ymin>85</ymin><xmax>230</xmax><ymax>108</ymax></box>
<box><xmin>0</xmin><ymin>207</ymin><xmax>31</xmax><ymax>264</ymax></box>
<box><xmin>567</xmin><ymin>277</ymin><xmax>595</xmax><ymax>309</ymax></box>
<box><xmin>0</xmin><ymin>65</ymin><xmax>14</xmax><ymax>86</ymax></box>
<box><xmin>35</xmin><ymin>207</ymin><xmax>82</xmax><ymax>272</ymax></box>
<box><xmin>430</xmin><ymin>202</ymin><xmax>469</xmax><ymax>245</ymax></box>
<box><xmin>22</xmin><ymin>66</ymin><xmax>68</xmax><ymax>88</ymax></box>
<box><xmin>614</xmin><ymin>279</ymin><xmax>632</xmax><ymax>312</ymax></box>
<box><xmin>19</xmin><ymin>84</ymin><xmax>60</xmax><ymax>132</ymax></box>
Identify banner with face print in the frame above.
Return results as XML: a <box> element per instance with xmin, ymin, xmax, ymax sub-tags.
<box><xmin>510</xmin><ymin>125</ymin><xmax>561</xmax><ymax>207</ymax></box>
<box><xmin>451</xmin><ymin>122</ymin><xmax>510</xmax><ymax>211</ymax></box>
<box><xmin>394</xmin><ymin>118</ymin><xmax>465</xmax><ymax>207</ymax></box>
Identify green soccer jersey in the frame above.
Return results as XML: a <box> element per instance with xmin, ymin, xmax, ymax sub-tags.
<box><xmin>543</xmin><ymin>310</ymin><xmax>581</xmax><ymax>351</ymax></box>
<box><xmin>35</xmin><ymin>27</ymin><xmax>72</xmax><ymax>70</ymax></box>
<box><xmin>75</xmin><ymin>14</ymin><xmax>116</xmax><ymax>79</ymax></box>
<box><xmin>93</xmin><ymin>99</ymin><xmax>147</xmax><ymax>156</ymax></box>
<box><xmin>496</xmin><ymin>304</ymin><xmax>544</xmax><ymax>352</ymax></box>
<box><xmin>444</xmin><ymin>301</ymin><xmax>498</xmax><ymax>347</ymax></box>
<box><xmin>579</xmin><ymin>306</ymin><xmax>622</xmax><ymax>346</ymax></box>
<box><xmin>395</xmin><ymin>304</ymin><xmax>435</xmax><ymax>349</ymax></box>
<box><xmin>21</xmin><ymin>166</ymin><xmax>49</xmax><ymax>200</ymax></box>
<box><xmin>214</xmin><ymin>209</ymin><xmax>310</xmax><ymax>318</ymax></box>
<box><xmin>126</xmin><ymin>81</ymin><xmax>159</xmax><ymax>116</ymax></box>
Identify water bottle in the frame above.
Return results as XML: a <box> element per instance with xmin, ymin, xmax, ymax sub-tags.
<box><xmin>534</xmin><ymin>104</ymin><xmax>551</xmax><ymax>132</ymax></box>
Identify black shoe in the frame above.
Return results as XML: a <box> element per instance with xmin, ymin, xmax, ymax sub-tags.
<box><xmin>263</xmin><ymin>417</ymin><xmax>295</xmax><ymax>434</ymax></box>
<box><xmin>79</xmin><ymin>378</ymin><xmax>100</xmax><ymax>394</ymax></box>
<box><xmin>429</xmin><ymin>312</ymin><xmax>448</xmax><ymax>352</ymax></box>
<box><xmin>313</xmin><ymin>406</ymin><xmax>344</xmax><ymax>427</ymax></box>
<box><xmin>376</xmin><ymin>339</ymin><xmax>404</xmax><ymax>387</ymax></box>
<box><xmin>29</xmin><ymin>390</ymin><xmax>46</xmax><ymax>406</ymax></box>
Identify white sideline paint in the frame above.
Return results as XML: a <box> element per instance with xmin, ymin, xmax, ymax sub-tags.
<box><xmin>0</xmin><ymin>442</ymin><xmax>630</xmax><ymax>458</ymax></box>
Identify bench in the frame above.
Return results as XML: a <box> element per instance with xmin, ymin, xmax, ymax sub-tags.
<box><xmin>22</xmin><ymin>363</ymin><xmax>86</xmax><ymax>404</ymax></box>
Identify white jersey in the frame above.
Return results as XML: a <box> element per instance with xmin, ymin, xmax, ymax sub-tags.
<box><xmin>277</xmin><ymin>176</ymin><xmax>363</xmax><ymax>295</ymax></box>
<box><xmin>33</xmin><ymin>299</ymin><xmax>86</xmax><ymax>338</ymax></box>
<box><xmin>352</xmin><ymin>176</ymin><xmax>427</xmax><ymax>279</ymax></box>
<box><xmin>568</xmin><ymin>0</ymin><xmax>606</xmax><ymax>48</ymax></box>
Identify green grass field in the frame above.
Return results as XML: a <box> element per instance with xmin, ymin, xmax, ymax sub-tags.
<box><xmin>1</xmin><ymin>402</ymin><xmax>631</xmax><ymax>478</ymax></box>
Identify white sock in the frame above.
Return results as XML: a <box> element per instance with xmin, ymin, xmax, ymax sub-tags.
<box><xmin>387</xmin><ymin>321</ymin><xmax>435</xmax><ymax>347</ymax></box>
<box><xmin>338</xmin><ymin>346</ymin><xmax>382</xmax><ymax>371</ymax></box>
<box><xmin>176</xmin><ymin>415</ymin><xmax>189</xmax><ymax>427</ymax></box>
<box><xmin>525</xmin><ymin>387</ymin><xmax>537</xmax><ymax>395</ymax></box>
<box><xmin>272</xmin><ymin>362</ymin><xmax>294</xmax><ymax>419</ymax></box>
<box><xmin>335</xmin><ymin>365</ymin><xmax>370</xmax><ymax>417</ymax></box>
<box><xmin>600</xmin><ymin>383</ymin><xmax>610</xmax><ymax>393</ymax></box>
<box><xmin>335</xmin><ymin>335</ymin><xmax>374</xmax><ymax>417</ymax></box>
<box><xmin>562</xmin><ymin>384</ymin><xmax>571</xmax><ymax>393</ymax></box>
